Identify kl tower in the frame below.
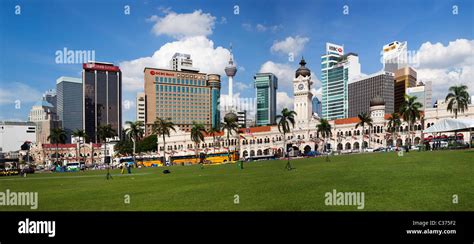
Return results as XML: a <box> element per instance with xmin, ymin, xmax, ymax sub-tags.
<box><xmin>224</xmin><ymin>44</ymin><xmax>237</xmax><ymax>111</ymax></box>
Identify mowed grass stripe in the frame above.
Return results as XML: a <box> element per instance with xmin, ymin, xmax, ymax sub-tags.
<box><xmin>0</xmin><ymin>150</ymin><xmax>472</xmax><ymax>211</ymax></box>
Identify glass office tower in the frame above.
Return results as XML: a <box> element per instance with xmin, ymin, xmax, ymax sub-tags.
<box><xmin>254</xmin><ymin>73</ymin><xmax>278</xmax><ymax>126</ymax></box>
<box><xmin>82</xmin><ymin>62</ymin><xmax>122</xmax><ymax>143</ymax></box>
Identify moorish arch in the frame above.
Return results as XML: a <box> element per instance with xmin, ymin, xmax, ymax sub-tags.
<box><xmin>353</xmin><ymin>142</ymin><xmax>360</xmax><ymax>150</ymax></box>
<box><xmin>345</xmin><ymin>142</ymin><xmax>351</xmax><ymax>150</ymax></box>
<box><xmin>303</xmin><ymin>145</ymin><xmax>311</xmax><ymax>154</ymax></box>
<box><xmin>396</xmin><ymin>139</ymin><xmax>403</xmax><ymax>146</ymax></box>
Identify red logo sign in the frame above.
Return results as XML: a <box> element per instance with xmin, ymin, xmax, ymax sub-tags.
<box><xmin>149</xmin><ymin>70</ymin><xmax>176</xmax><ymax>77</ymax></box>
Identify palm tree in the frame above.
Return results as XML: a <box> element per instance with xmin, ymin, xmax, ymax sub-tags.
<box><xmin>47</xmin><ymin>128</ymin><xmax>67</xmax><ymax>166</ymax></box>
<box><xmin>387</xmin><ymin>113</ymin><xmax>402</xmax><ymax>147</ymax></box>
<box><xmin>221</xmin><ymin>116</ymin><xmax>239</xmax><ymax>163</ymax></box>
<box><xmin>445</xmin><ymin>85</ymin><xmax>470</xmax><ymax>119</ymax></box>
<box><xmin>316</xmin><ymin>118</ymin><xmax>332</xmax><ymax>161</ymax></box>
<box><xmin>399</xmin><ymin>95</ymin><xmax>423</xmax><ymax>148</ymax></box>
<box><xmin>207</xmin><ymin>126</ymin><xmax>220</xmax><ymax>153</ymax></box>
<box><xmin>355</xmin><ymin>112</ymin><xmax>373</xmax><ymax>152</ymax></box>
<box><xmin>151</xmin><ymin>118</ymin><xmax>176</xmax><ymax>167</ymax></box>
<box><xmin>97</xmin><ymin>124</ymin><xmax>116</xmax><ymax>180</ymax></box>
<box><xmin>125</xmin><ymin>121</ymin><xmax>144</xmax><ymax>166</ymax></box>
<box><xmin>276</xmin><ymin>108</ymin><xmax>297</xmax><ymax>170</ymax></box>
<box><xmin>72</xmin><ymin>129</ymin><xmax>88</xmax><ymax>164</ymax></box>
<box><xmin>190</xmin><ymin>121</ymin><xmax>206</xmax><ymax>168</ymax></box>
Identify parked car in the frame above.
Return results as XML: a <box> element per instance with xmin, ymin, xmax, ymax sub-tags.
<box><xmin>410</xmin><ymin>145</ymin><xmax>420</xmax><ymax>151</ymax></box>
<box><xmin>374</xmin><ymin>147</ymin><xmax>385</xmax><ymax>152</ymax></box>
<box><xmin>364</xmin><ymin>148</ymin><xmax>375</xmax><ymax>153</ymax></box>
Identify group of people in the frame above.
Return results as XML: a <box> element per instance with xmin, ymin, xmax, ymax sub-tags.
<box><xmin>120</xmin><ymin>162</ymin><xmax>132</xmax><ymax>174</ymax></box>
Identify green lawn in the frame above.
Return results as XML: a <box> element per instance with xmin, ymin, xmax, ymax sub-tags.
<box><xmin>0</xmin><ymin>149</ymin><xmax>472</xmax><ymax>211</ymax></box>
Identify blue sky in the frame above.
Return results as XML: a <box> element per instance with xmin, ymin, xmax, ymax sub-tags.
<box><xmin>1</xmin><ymin>0</ymin><xmax>473</xmax><ymax>123</ymax></box>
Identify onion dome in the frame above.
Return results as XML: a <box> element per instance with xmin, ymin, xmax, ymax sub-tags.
<box><xmin>370</xmin><ymin>96</ymin><xmax>385</xmax><ymax>106</ymax></box>
<box><xmin>295</xmin><ymin>57</ymin><xmax>311</xmax><ymax>78</ymax></box>
<box><xmin>224</xmin><ymin>112</ymin><xmax>238</xmax><ymax>122</ymax></box>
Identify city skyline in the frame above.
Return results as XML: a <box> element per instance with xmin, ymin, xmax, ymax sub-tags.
<box><xmin>1</xmin><ymin>0</ymin><xmax>473</xmax><ymax>124</ymax></box>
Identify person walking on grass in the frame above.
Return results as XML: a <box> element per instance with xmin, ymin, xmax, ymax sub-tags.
<box><xmin>121</xmin><ymin>163</ymin><xmax>125</xmax><ymax>174</ymax></box>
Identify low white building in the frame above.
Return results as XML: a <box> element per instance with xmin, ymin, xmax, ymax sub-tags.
<box><xmin>154</xmin><ymin>61</ymin><xmax>474</xmax><ymax>161</ymax></box>
<box><xmin>0</xmin><ymin>121</ymin><xmax>36</xmax><ymax>153</ymax></box>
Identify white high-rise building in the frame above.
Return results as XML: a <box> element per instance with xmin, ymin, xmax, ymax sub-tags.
<box><xmin>169</xmin><ymin>53</ymin><xmax>199</xmax><ymax>72</ymax></box>
<box><xmin>0</xmin><ymin>121</ymin><xmax>36</xmax><ymax>152</ymax></box>
<box><xmin>406</xmin><ymin>81</ymin><xmax>433</xmax><ymax>110</ymax></box>
<box><xmin>382</xmin><ymin>41</ymin><xmax>408</xmax><ymax>73</ymax></box>
<box><xmin>136</xmin><ymin>92</ymin><xmax>146</xmax><ymax>126</ymax></box>
<box><xmin>321</xmin><ymin>43</ymin><xmax>361</xmax><ymax>120</ymax></box>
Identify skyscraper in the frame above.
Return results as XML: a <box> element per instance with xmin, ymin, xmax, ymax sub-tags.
<box><xmin>169</xmin><ymin>53</ymin><xmax>200</xmax><ymax>72</ymax></box>
<box><xmin>144</xmin><ymin>67</ymin><xmax>219</xmax><ymax>133</ymax></box>
<box><xmin>348</xmin><ymin>71</ymin><xmax>395</xmax><ymax>118</ymax></box>
<box><xmin>406</xmin><ymin>81</ymin><xmax>432</xmax><ymax>110</ymax></box>
<box><xmin>321</xmin><ymin>43</ymin><xmax>361</xmax><ymax>120</ymax></box>
<box><xmin>28</xmin><ymin>98</ymin><xmax>61</xmax><ymax>145</ymax></box>
<box><xmin>136</xmin><ymin>92</ymin><xmax>146</xmax><ymax>126</ymax></box>
<box><xmin>82</xmin><ymin>62</ymin><xmax>122</xmax><ymax>143</ymax></box>
<box><xmin>42</xmin><ymin>89</ymin><xmax>57</xmax><ymax>113</ymax></box>
<box><xmin>56</xmin><ymin>76</ymin><xmax>83</xmax><ymax>142</ymax></box>
<box><xmin>394</xmin><ymin>67</ymin><xmax>417</xmax><ymax>112</ymax></box>
<box><xmin>382</xmin><ymin>41</ymin><xmax>408</xmax><ymax>73</ymax></box>
<box><xmin>312</xmin><ymin>97</ymin><xmax>322</xmax><ymax>117</ymax></box>
<box><xmin>236</xmin><ymin>110</ymin><xmax>247</xmax><ymax>128</ymax></box>
<box><xmin>208</xmin><ymin>74</ymin><xmax>221</xmax><ymax>129</ymax></box>
<box><xmin>254</xmin><ymin>73</ymin><xmax>278</xmax><ymax>126</ymax></box>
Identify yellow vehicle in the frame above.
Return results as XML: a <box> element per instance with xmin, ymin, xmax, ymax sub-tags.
<box><xmin>171</xmin><ymin>152</ymin><xmax>238</xmax><ymax>165</ymax></box>
<box><xmin>138</xmin><ymin>160</ymin><xmax>163</xmax><ymax>167</ymax></box>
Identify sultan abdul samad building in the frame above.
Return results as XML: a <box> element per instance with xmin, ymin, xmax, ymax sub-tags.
<box><xmin>156</xmin><ymin>58</ymin><xmax>474</xmax><ymax>160</ymax></box>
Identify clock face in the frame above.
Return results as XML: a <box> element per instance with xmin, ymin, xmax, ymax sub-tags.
<box><xmin>298</xmin><ymin>84</ymin><xmax>304</xmax><ymax>90</ymax></box>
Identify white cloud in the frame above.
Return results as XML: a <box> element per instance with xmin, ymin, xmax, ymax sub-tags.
<box><xmin>417</xmin><ymin>39</ymin><xmax>474</xmax><ymax>69</ymax></box>
<box><xmin>242</xmin><ymin>23</ymin><xmax>282</xmax><ymax>33</ymax></box>
<box><xmin>0</xmin><ymin>82</ymin><xmax>42</xmax><ymax>105</ymax></box>
<box><xmin>235</xmin><ymin>81</ymin><xmax>250</xmax><ymax>91</ymax></box>
<box><xmin>415</xmin><ymin>39</ymin><xmax>474</xmax><ymax>102</ymax></box>
<box><xmin>148</xmin><ymin>10</ymin><xmax>216</xmax><ymax>39</ymax></box>
<box><xmin>311</xmin><ymin>87</ymin><xmax>322</xmax><ymax>101</ymax></box>
<box><xmin>242</xmin><ymin>23</ymin><xmax>253</xmax><ymax>31</ymax></box>
<box><xmin>258</xmin><ymin>61</ymin><xmax>295</xmax><ymax>90</ymax></box>
<box><xmin>256</xmin><ymin>24</ymin><xmax>267</xmax><ymax>32</ymax></box>
<box><xmin>271</xmin><ymin>35</ymin><xmax>309</xmax><ymax>56</ymax></box>
<box><xmin>219</xmin><ymin>16</ymin><xmax>227</xmax><ymax>24</ymax></box>
<box><xmin>119</xmin><ymin>36</ymin><xmax>231</xmax><ymax>92</ymax></box>
<box><xmin>277</xmin><ymin>91</ymin><xmax>294</xmax><ymax>112</ymax></box>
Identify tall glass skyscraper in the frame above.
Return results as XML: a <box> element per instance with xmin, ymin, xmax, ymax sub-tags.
<box><xmin>56</xmin><ymin>76</ymin><xmax>83</xmax><ymax>142</ymax></box>
<box><xmin>312</xmin><ymin>97</ymin><xmax>322</xmax><ymax>117</ymax></box>
<box><xmin>321</xmin><ymin>43</ymin><xmax>361</xmax><ymax>120</ymax></box>
<box><xmin>208</xmin><ymin>74</ymin><xmax>221</xmax><ymax>129</ymax></box>
<box><xmin>254</xmin><ymin>73</ymin><xmax>278</xmax><ymax>126</ymax></box>
<box><xmin>82</xmin><ymin>62</ymin><xmax>122</xmax><ymax>143</ymax></box>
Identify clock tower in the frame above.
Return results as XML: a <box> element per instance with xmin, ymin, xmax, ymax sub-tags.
<box><xmin>293</xmin><ymin>58</ymin><xmax>313</xmax><ymax>125</ymax></box>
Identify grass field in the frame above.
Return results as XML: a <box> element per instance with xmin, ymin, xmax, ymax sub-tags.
<box><xmin>0</xmin><ymin>149</ymin><xmax>472</xmax><ymax>211</ymax></box>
